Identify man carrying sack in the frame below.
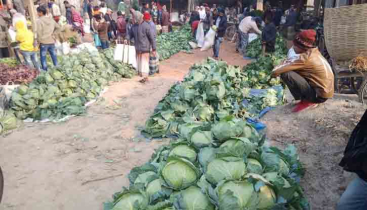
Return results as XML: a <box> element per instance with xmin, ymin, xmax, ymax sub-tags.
<box><xmin>271</xmin><ymin>30</ymin><xmax>334</xmax><ymax>113</ymax></box>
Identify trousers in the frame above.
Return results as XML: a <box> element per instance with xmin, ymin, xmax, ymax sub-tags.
<box><xmin>280</xmin><ymin>71</ymin><xmax>327</xmax><ymax>103</ymax></box>
<box><xmin>213</xmin><ymin>37</ymin><xmax>223</xmax><ymax>58</ymax></box>
<box><xmin>337</xmin><ymin>176</ymin><xmax>367</xmax><ymax>210</ymax></box>
<box><xmin>21</xmin><ymin>50</ymin><xmax>41</xmax><ymax>70</ymax></box>
<box><xmin>40</xmin><ymin>44</ymin><xmax>58</xmax><ymax>71</ymax></box>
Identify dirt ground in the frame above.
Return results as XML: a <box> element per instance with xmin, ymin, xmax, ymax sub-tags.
<box><xmin>262</xmin><ymin>94</ymin><xmax>366</xmax><ymax>210</ymax></box>
<box><xmin>1</xmin><ymin>40</ymin><xmax>365</xmax><ymax>210</ymax></box>
<box><xmin>0</xmin><ymin>41</ymin><xmax>245</xmax><ymax>210</ymax></box>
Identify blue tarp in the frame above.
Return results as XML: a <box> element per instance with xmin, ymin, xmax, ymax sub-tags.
<box><xmin>244</xmin><ymin>85</ymin><xmax>284</xmax><ymax>131</ymax></box>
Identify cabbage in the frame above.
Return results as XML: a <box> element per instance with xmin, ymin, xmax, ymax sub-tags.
<box><xmin>198</xmin><ymin>147</ymin><xmax>216</xmax><ymax>172</ymax></box>
<box><xmin>134</xmin><ymin>171</ymin><xmax>157</xmax><ymax>185</ymax></box>
<box><xmin>194</xmin><ymin>104</ymin><xmax>214</xmax><ymax>121</ymax></box>
<box><xmin>18</xmin><ymin>85</ymin><xmax>28</xmax><ymax>95</ymax></box>
<box><xmin>146</xmin><ymin>178</ymin><xmax>162</xmax><ymax>198</ymax></box>
<box><xmin>261</xmin><ymin>151</ymin><xmax>290</xmax><ymax>176</ymax></box>
<box><xmin>258</xmin><ymin>185</ymin><xmax>276</xmax><ymax>209</ymax></box>
<box><xmin>161</xmin><ymin>157</ymin><xmax>200</xmax><ymax>190</ymax></box>
<box><xmin>247</xmin><ymin>158</ymin><xmax>263</xmax><ymax>174</ymax></box>
<box><xmin>109</xmin><ymin>188</ymin><xmax>149</xmax><ymax>210</ymax></box>
<box><xmin>216</xmin><ymin>180</ymin><xmax>255</xmax><ymax>210</ymax></box>
<box><xmin>211</xmin><ymin>120</ymin><xmax>243</xmax><ymax>142</ymax></box>
<box><xmin>205</xmin><ymin>157</ymin><xmax>246</xmax><ymax>185</ymax></box>
<box><xmin>168</xmin><ymin>144</ymin><xmax>197</xmax><ymax>163</ymax></box>
<box><xmin>205</xmin><ymin>79</ymin><xmax>226</xmax><ymax>100</ymax></box>
<box><xmin>190</xmin><ymin>130</ymin><xmax>213</xmax><ymax>148</ymax></box>
<box><xmin>217</xmin><ymin>137</ymin><xmax>255</xmax><ymax>158</ymax></box>
<box><xmin>173</xmin><ymin>186</ymin><xmax>215</xmax><ymax>210</ymax></box>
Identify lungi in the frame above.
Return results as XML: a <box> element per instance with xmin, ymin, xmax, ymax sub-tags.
<box><xmin>136</xmin><ymin>53</ymin><xmax>150</xmax><ymax>77</ymax></box>
<box><xmin>237</xmin><ymin>31</ymin><xmax>249</xmax><ymax>56</ymax></box>
<box><xmin>149</xmin><ymin>52</ymin><xmax>159</xmax><ymax>75</ymax></box>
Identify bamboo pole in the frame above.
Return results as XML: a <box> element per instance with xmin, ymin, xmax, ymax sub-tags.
<box><xmin>25</xmin><ymin>0</ymin><xmax>38</xmax><ymax>33</ymax></box>
<box><xmin>170</xmin><ymin>0</ymin><xmax>172</xmax><ymax>13</ymax></box>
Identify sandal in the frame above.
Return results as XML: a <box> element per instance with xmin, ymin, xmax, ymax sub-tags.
<box><xmin>139</xmin><ymin>77</ymin><xmax>149</xmax><ymax>84</ymax></box>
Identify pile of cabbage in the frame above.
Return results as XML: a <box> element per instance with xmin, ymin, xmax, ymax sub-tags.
<box><xmin>142</xmin><ymin>58</ymin><xmax>284</xmax><ymax>138</ymax></box>
<box><xmin>157</xmin><ymin>25</ymin><xmax>193</xmax><ymax>61</ymax></box>
<box><xmin>241</xmin><ymin>55</ymin><xmax>286</xmax><ymax>90</ymax></box>
<box><xmin>105</xmin><ymin>118</ymin><xmax>309</xmax><ymax>210</ymax></box>
<box><xmin>246</xmin><ymin>36</ymin><xmax>288</xmax><ymax>58</ymax></box>
<box><xmin>9</xmin><ymin>49</ymin><xmax>136</xmax><ymax>121</ymax></box>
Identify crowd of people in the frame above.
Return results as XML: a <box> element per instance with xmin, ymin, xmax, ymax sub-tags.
<box><xmin>0</xmin><ymin>0</ymin><xmax>171</xmax><ymax>82</ymax></box>
<box><xmin>188</xmin><ymin>1</ymin><xmax>301</xmax><ymax>59</ymax></box>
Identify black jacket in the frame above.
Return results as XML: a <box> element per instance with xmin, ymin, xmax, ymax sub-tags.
<box><xmin>214</xmin><ymin>15</ymin><xmax>227</xmax><ymax>38</ymax></box>
<box><xmin>189</xmin><ymin>11</ymin><xmax>200</xmax><ymax>25</ymax></box>
<box><xmin>339</xmin><ymin>110</ymin><xmax>367</xmax><ymax>181</ymax></box>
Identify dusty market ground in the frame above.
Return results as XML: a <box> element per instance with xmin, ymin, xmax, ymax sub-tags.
<box><xmin>0</xmin><ymin>42</ymin><xmax>246</xmax><ymax>210</ymax></box>
<box><xmin>0</xmin><ymin>41</ymin><xmax>365</xmax><ymax>210</ymax></box>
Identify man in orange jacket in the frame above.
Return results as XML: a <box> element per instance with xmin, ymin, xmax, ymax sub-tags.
<box><xmin>272</xmin><ymin>30</ymin><xmax>334</xmax><ymax>112</ymax></box>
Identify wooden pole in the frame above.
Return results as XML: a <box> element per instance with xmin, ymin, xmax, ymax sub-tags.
<box><xmin>170</xmin><ymin>0</ymin><xmax>172</xmax><ymax>13</ymax></box>
<box><xmin>25</xmin><ymin>0</ymin><xmax>38</xmax><ymax>33</ymax></box>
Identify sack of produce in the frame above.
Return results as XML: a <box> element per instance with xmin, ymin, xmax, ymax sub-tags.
<box><xmin>196</xmin><ymin>22</ymin><xmax>205</xmax><ymax>48</ymax></box>
<box><xmin>200</xmin><ymin>28</ymin><xmax>216</xmax><ymax>51</ymax></box>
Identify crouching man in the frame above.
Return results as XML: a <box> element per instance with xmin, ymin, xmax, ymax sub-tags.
<box><xmin>271</xmin><ymin>30</ymin><xmax>334</xmax><ymax>112</ymax></box>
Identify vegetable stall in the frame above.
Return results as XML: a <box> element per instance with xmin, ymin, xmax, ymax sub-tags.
<box><xmin>0</xmin><ymin>25</ymin><xmax>195</xmax><ymax>134</ymax></box>
<box><xmin>104</xmin><ymin>41</ymin><xmax>311</xmax><ymax>209</ymax></box>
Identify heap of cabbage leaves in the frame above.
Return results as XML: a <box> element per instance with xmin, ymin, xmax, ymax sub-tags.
<box><xmin>142</xmin><ymin>58</ymin><xmax>284</xmax><ymax>138</ymax></box>
<box><xmin>10</xmin><ymin>49</ymin><xmax>135</xmax><ymax>121</ymax></box>
<box><xmin>105</xmin><ymin>118</ymin><xmax>309</xmax><ymax>210</ymax></box>
<box><xmin>157</xmin><ymin>25</ymin><xmax>193</xmax><ymax>61</ymax></box>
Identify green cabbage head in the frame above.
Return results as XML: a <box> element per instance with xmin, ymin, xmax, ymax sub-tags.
<box><xmin>161</xmin><ymin>157</ymin><xmax>200</xmax><ymax>190</ymax></box>
<box><xmin>174</xmin><ymin>186</ymin><xmax>215</xmax><ymax>210</ymax></box>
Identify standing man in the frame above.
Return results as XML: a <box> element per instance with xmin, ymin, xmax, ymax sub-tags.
<box><xmin>0</xmin><ymin>6</ymin><xmax>10</xmax><ymax>58</ymax></box>
<box><xmin>116</xmin><ymin>11</ymin><xmax>126</xmax><ymax>42</ymax></box>
<box><xmin>271</xmin><ymin>30</ymin><xmax>334</xmax><ymax>112</ymax></box>
<box><xmin>212</xmin><ymin>8</ymin><xmax>227</xmax><ymax>59</ymax></box>
<box><xmin>93</xmin><ymin>15</ymin><xmax>109</xmax><ymax>49</ymax></box>
<box><xmin>238</xmin><ymin>16</ymin><xmax>262</xmax><ymax>56</ymax></box>
<box><xmin>64</xmin><ymin>1</ymin><xmax>73</xmax><ymax>25</ymax></box>
<box><xmin>87</xmin><ymin>0</ymin><xmax>94</xmax><ymax>29</ymax></box>
<box><xmin>15</xmin><ymin>21</ymin><xmax>41</xmax><ymax>70</ymax></box>
<box><xmin>273</xmin><ymin>1</ymin><xmax>283</xmax><ymax>28</ymax></box>
<box><xmin>161</xmin><ymin>5</ymin><xmax>170</xmax><ymax>33</ymax></box>
<box><xmin>49</xmin><ymin>0</ymin><xmax>62</xmax><ymax>22</ymax></box>
<box><xmin>36</xmin><ymin>5</ymin><xmax>60</xmax><ymax>71</ymax></box>
<box><xmin>128</xmin><ymin>9</ymin><xmax>156</xmax><ymax>83</ymax></box>
<box><xmin>141</xmin><ymin>2</ymin><xmax>151</xmax><ymax>15</ymax></box>
<box><xmin>13</xmin><ymin>0</ymin><xmax>25</xmax><ymax>15</ymax></box>
<box><xmin>262</xmin><ymin>15</ymin><xmax>276</xmax><ymax>55</ymax></box>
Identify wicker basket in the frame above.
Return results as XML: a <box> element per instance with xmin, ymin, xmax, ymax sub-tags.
<box><xmin>324</xmin><ymin>4</ymin><xmax>367</xmax><ymax>61</ymax></box>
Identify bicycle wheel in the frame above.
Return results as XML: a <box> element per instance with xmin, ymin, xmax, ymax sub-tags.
<box><xmin>358</xmin><ymin>76</ymin><xmax>367</xmax><ymax>104</ymax></box>
<box><xmin>225</xmin><ymin>26</ymin><xmax>236</xmax><ymax>41</ymax></box>
<box><xmin>0</xmin><ymin>166</ymin><xmax>3</xmax><ymax>203</ymax></box>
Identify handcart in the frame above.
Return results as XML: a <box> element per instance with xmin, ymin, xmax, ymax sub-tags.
<box><xmin>323</xmin><ymin>3</ymin><xmax>367</xmax><ymax>103</ymax></box>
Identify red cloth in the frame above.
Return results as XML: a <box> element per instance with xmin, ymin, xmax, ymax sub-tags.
<box><xmin>117</xmin><ymin>16</ymin><xmax>126</xmax><ymax>34</ymax></box>
<box><xmin>72</xmin><ymin>10</ymin><xmax>85</xmax><ymax>36</ymax></box>
<box><xmin>143</xmin><ymin>12</ymin><xmax>151</xmax><ymax>21</ymax></box>
<box><xmin>157</xmin><ymin>3</ymin><xmax>162</xmax><ymax>10</ymax></box>
<box><xmin>293</xmin><ymin>29</ymin><xmax>317</xmax><ymax>50</ymax></box>
<box><xmin>192</xmin><ymin>20</ymin><xmax>200</xmax><ymax>31</ymax></box>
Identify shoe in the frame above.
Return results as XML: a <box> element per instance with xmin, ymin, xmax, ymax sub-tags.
<box><xmin>139</xmin><ymin>77</ymin><xmax>149</xmax><ymax>84</ymax></box>
<box><xmin>292</xmin><ymin>100</ymin><xmax>319</xmax><ymax>113</ymax></box>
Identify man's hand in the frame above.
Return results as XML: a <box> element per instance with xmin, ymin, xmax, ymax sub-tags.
<box><xmin>152</xmin><ymin>50</ymin><xmax>157</xmax><ymax>57</ymax></box>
